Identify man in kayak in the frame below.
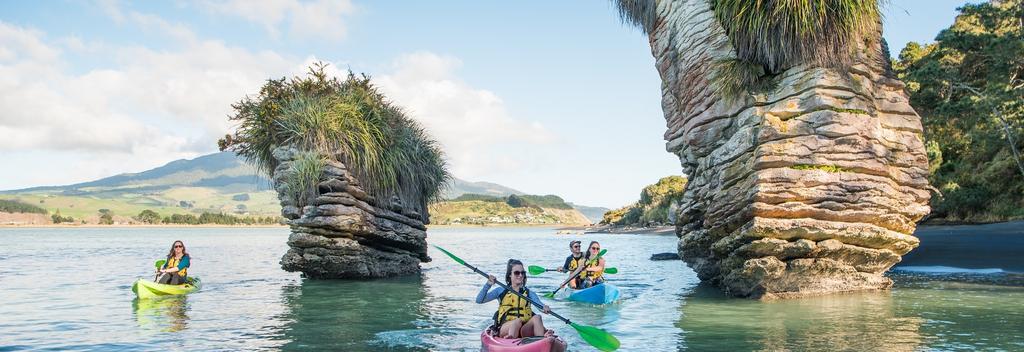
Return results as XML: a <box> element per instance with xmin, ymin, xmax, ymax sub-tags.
<box><xmin>476</xmin><ymin>259</ymin><xmax>554</xmax><ymax>339</ymax></box>
<box><xmin>556</xmin><ymin>240</ymin><xmax>585</xmax><ymax>289</ymax></box>
<box><xmin>579</xmin><ymin>241</ymin><xmax>605</xmax><ymax>289</ymax></box>
<box><xmin>156</xmin><ymin>240</ymin><xmax>191</xmax><ymax>285</ymax></box>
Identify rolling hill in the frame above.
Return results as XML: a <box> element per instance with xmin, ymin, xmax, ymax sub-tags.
<box><xmin>0</xmin><ymin>152</ymin><xmax>603</xmax><ymax>225</ymax></box>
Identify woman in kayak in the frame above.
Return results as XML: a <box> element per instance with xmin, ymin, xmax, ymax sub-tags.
<box><xmin>476</xmin><ymin>259</ymin><xmax>554</xmax><ymax>339</ymax></box>
<box><xmin>579</xmin><ymin>241</ymin><xmax>605</xmax><ymax>289</ymax></box>
<box><xmin>557</xmin><ymin>240</ymin><xmax>584</xmax><ymax>289</ymax></box>
<box><xmin>156</xmin><ymin>240</ymin><xmax>191</xmax><ymax>285</ymax></box>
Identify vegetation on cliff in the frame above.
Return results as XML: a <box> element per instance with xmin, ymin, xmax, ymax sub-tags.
<box><xmin>218</xmin><ymin>64</ymin><xmax>450</xmax><ymax>214</ymax></box>
<box><xmin>895</xmin><ymin>0</ymin><xmax>1024</xmax><ymax>222</ymax></box>
<box><xmin>601</xmin><ymin>176</ymin><xmax>687</xmax><ymax>226</ymax></box>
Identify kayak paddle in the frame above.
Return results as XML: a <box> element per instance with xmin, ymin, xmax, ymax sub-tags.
<box><xmin>433</xmin><ymin>245</ymin><xmax>620</xmax><ymax>352</ymax></box>
<box><xmin>529</xmin><ymin>265</ymin><xmax>617</xmax><ymax>276</ymax></box>
<box><xmin>153</xmin><ymin>259</ymin><xmax>167</xmax><ymax>281</ymax></box>
<box><xmin>544</xmin><ymin>249</ymin><xmax>606</xmax><ymax>298</ymax></box>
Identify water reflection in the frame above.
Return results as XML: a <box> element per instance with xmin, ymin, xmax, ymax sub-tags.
<box><xmin>132</xmin><ymin>296</ymin><xmax>190</xmax><ymax>332</ymax></box>
<box><xmin>277</xmin><ymin>276</ymin><xmax>431</xmax><ymax>351</ymax></box>
<box><xmin>678</xmin><ymin>284</ymin><xmax>923</xmax><ymax>351</ymax></box>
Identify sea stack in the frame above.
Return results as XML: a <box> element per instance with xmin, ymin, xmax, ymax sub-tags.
<box><xmin>616</xmin><ymin>0</ymin><xmax>931</xmax><ymax>298</ymax></box>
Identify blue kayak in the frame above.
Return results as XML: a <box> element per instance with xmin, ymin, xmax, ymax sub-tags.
<box><xmin>567</xmin><ymin>283</ymin><xmax>620</xmax><ymax>304</ymax></box>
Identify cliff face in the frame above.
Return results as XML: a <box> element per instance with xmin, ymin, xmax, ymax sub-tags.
<box><xmin>273</xmin><ymin>147</ymin><xmax>430</xmax><ymax>279</ymax></box>
<box><xmin>646</xmin><ymin>0</ymin><xmax>931</xmax><ymax>298</ymax></box>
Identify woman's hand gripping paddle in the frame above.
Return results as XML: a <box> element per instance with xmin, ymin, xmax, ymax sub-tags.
<box><xmin>544</xmin><ymin>249</ymin><xmax>606</xmax><ymax>298</ymax></box>
<box><xmin>432</xmin><ymin>245</ymin><xmax>620</xmax><ymax>351</ymax></box>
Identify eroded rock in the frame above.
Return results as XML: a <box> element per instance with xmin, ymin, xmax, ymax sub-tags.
<box><xmin>273</xmin><ymin>146</ymin><xmax>430</xmax><ymax>279</ymax></box>
<box><xmin>641</xmin><ymin>0</ymin><xmax>930</xmax><ymax>298</ymax></box>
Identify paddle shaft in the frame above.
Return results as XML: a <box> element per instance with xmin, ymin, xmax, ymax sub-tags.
<box><xmin>550</xmin><ymin>250</ymin><xmax>605</xmax><ymax>296</ymax></box>
<box><xmin>458</xmin><ymin>259</ymin><xmax>573</xmax><ymax>325</ymax></box>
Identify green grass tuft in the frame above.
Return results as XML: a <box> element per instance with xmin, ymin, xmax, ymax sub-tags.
<box><xmin>791</xmin><ymin>164</ymin><xmax>847</xmax><ymax>173</ymax></box>
<box><xmin>710</xmin><ymin>0</ymin><xmax>882</xmax><ymax>73</ymax></box>
<box><xmin>710</xmin><ymin>58</ymin><xmax>778</xmax><ymax>101</ymax></box>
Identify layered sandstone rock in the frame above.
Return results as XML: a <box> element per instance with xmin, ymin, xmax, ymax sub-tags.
<box><xmin>643</xmin><ymin>0</ymin><xmax>931</xmax><ymax>298</ymax></box>
<box><xmin>273</xmin><ymin>147</ymin><xmax>430</xmax><ymax>279</ymax></box>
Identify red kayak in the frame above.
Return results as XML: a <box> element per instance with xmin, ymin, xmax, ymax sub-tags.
<box><xmin>480</xmin><ymin>327</ymin><xmax>567</xmax><ymax>352</ymax></box>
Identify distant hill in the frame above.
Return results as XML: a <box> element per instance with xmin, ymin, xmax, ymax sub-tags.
<box><xmin>0</xmin><ymin>152</ymin><xmax>602</xmax><ymax>225</ymax></box>
<box><xmin>568</xmin><ymin>203</ymin><xmax>610</xmax><ymax>224</ymax></box>
<box><xmin>429</xmin><ymin>194</ymin><xmax>591</xmax><ymax>226</ymax></box>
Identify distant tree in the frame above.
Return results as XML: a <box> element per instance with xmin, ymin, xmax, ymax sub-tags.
<box><xmin>99</xmin><ymin>211</ymin><xmax>114</xmax><ymax>225</ymax></box>
<box><xmin>506</xmin><ymin>194</ymin><xmax>524</xmax><ymax>208</ymax></box>
<box><xmin>135</xmin><ymin>210</ymin><xmax>161</xmax><ymax>224</ymax></box>
<box><xmin>232</xmin><ymin>193</ymin><xmax>251</xmax><ymax>201</ymax></box>
<box><xmin>235</xmin><ymin>204</ymin><xmax>247</xmax><ymax>213</ymax></box>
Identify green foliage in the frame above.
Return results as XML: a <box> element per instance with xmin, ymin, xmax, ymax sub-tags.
<box><xmin>219</xmin><ymin>63</ymin><xmax>451</xmax><ymax>219</ymax></box>
<box><xmin>283</xmin><ymin>151</ymin><xmax>326</xmax><ymax>207</ymax></box>
<box><xmin>602</xmin><ymin>176</ymin><xmax>688</xmax><ymax>225</ymax></box>
<box><xmin>451</xmin><ymin>193</ymin><xmax>504</xmax><ymax>202</ymax></box>
<box><xmin>791</xmin><ymin>164</ymin><xmax>847</xmax><ymax>173</ymax></box>
<box><xmin>98</xmin><ymin>211</ymin><xmax>114</xmax><ymax>225</ymax></box>
<box><xmin>161</xmin><ymin>212</ymin><xmax>280</xmax><ymax>225</ymax></box>
<box><xmin>505</xmin><ymin>194</ymin><xmax>525</xmax><ymax>208</ymax></box>
<box><xmin>0</xmin><ymin>199</ymin><xmax>48</xmax><ymax>214</ymax></box>
<box><xmin>613</xmin><ymin>0</ymin><xmax>657</xmax><ymax>34</ymax></box>
<box><xmin>51</xmin><ymin>210</ymin><xmax>74</xmax><ymax>224</ymax></box>
<box><xmin>518</xmin><ymin>195</ymin><xmax>573</xmax><ymax>209</ymax></box>
<box><xmin>710</xmin><ymin>0</ymin><xmax>881</xmax><ymax>73</ymax></box>
<box><xmin>895</xmin><ymin>0</ymin><xmax>1024</xmax><ymax>222</ymax></box>
<box><xmin>710</xmin><ymin>58</ymin><xmax>777</xmax><ymax>101</ymax></box>
<box><xmin>231</xmin><ymin>193</ymin><xmax>250</xmax><ymax>201</ymax></box>
<box><xmin>135</xmin><ymin>209</ymin><xmax>161</xmax><ymax>224</ymax></box>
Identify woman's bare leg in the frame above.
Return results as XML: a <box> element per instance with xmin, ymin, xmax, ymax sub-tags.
<box><xmin>499</xmin><ymin>319</ymin><xmax>523</xmax><ymax>338</ymax></box>
<box><xmin>521</xmin><ymin>315</ymin><xmax>545</xmax><ymax>337</ymax></box>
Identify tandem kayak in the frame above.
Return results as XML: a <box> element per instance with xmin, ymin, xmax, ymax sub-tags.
<box><xmin>480</xmin><ymin>327</ymin><xmax>567</xmax><ymax>352</ymax></box>
<box><xmin>567</xmin><ymin>283</ymin><xmax>620</xmax><ymax>305</ymax></box>
<box><xmin>132</xmin><ymin>277</ymin><xmax>201</xmax><ymax>299</ymax></box>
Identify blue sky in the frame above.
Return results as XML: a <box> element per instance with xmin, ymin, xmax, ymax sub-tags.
<box><xmin>0</xmin><ymin>1</ymin><xmax>971</xmax><ymax>208</ymax></box>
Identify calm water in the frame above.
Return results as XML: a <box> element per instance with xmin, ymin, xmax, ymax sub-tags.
<box><xmin>1</xmin><ymin>227</ymin><xmax>1021</xmax><ymax>351</ymax></box>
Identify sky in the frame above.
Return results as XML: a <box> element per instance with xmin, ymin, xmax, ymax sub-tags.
<box><xmin>0</xmin><ymin>0</ymin><xmax>973</xmax><ymax>209</ymax></box>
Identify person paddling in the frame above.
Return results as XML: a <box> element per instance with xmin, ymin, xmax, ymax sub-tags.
<box><xmin>476</xmin><ymin>259</ymin><xmax>554</xmax><ymax>339</ymax></box>
<box><xmin>557</xmin><ymin>241</ymin><xmax>585</xmax><ymax>289</ymax></box>
<box><xmin>156</xmin><ymin>240</ymin><xmax>191</xmax><ymax>285</ymax></box>
<box><xmin>579</xmin><ymin>241</ymin><xmax>606</xmax><ymax>289</ymax></box>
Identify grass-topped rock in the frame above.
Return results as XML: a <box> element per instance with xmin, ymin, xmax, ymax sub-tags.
<box><xmin>220</xmin><ymin>64</ymin><xmax>450</xmax><ymax>279</ymax></box>
<box><xmin>616</xmin><ymin>0</ymin><xmax>930</xmax><ymax>299</ymax></box>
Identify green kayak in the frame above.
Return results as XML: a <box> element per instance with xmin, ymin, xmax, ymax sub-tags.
<box><xmin>132</xmin><ymin>277</ymin><xmax>201</xmax><ymax>299</ymax></box>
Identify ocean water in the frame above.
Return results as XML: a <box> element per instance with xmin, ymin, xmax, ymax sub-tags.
<box><xmin>0</xmin><ymin>227</ymin><xmax>1021</xmax><ymax>351</ymax></box>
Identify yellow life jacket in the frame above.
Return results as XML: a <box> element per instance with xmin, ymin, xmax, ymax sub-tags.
<box><xmin>494</xmin><ymin>287</ymin><xmax>533</xmax><ymax>324</ymax></box>
<box><xmin>567</xmin><ymin>255</ymin><xmax>584</xmax><ymax>271</ymax></box>
<box><xmin>583</xmin><ymin>258</ymin><xmax>603</xmax><ymax>281</ymax></box>
<box><xmin>165</xmin><ymin>255</ymin><xmax>188</xmax><ymax>277</ymax></box>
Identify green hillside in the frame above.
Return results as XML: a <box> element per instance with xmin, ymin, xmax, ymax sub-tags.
<box><xmin>0</xmin><ymin>152</ymin><xmax>603</xmax><ymax>225</ymax></box>
<box><xmin>602</xmin><ymin>176</ymin><xmax>688</xmax><ymax>226</ymax></box>
<box><xmin>430</xmin><ymin>193</ymin><xmax>592</xmax><ymax>225</ymax></box>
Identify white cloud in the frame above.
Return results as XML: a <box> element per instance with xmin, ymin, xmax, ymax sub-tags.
<box><xmin>199</xmin><ymin>0</ymin><xmax>355</xmax><ymax>42</ymax></box>
<box><xmin>0</xmin><ymin>18</ymin><xmax>297</xmax><ymax>185</ymax></box>
<box><xmin>374</xmin><ymin>52</ymin><xmax>555</xmax><ymax>179</ymax></box>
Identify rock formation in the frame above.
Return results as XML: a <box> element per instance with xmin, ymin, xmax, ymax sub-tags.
<box><xmin>273</xmin><ymin>147</ymin><xmax>430</xmax><ymax>279</ymax></box>
<box><xmin>633</xmin><ymin>0</ymin><xmax>931</xmax><ymax>298</ymax></box>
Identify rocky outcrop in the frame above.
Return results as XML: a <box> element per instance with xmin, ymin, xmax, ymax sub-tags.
<box><xmin>273</xmin><ymin>147</ymin><xmax>430</xmax><ymax>279</ymax></box>
<box><xmin>642</xmin><ymin>1</ymin><xmax>931</xmax><ymax>298</ymax></box>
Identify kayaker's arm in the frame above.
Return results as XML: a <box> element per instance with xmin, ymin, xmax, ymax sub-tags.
<box><xmin>476</xmin><ymin>282</ymin><xmax>505</xmax><ymax>304</ymax></box>
<box><xmin>585</xmin><ymin>258</ymin><xmax>605</xmax><ymax>272</ymax></box>
<box><xmin>526</xmin><ymin>289</ymin><xmax>551</xmax><ymax>314</ymax></box>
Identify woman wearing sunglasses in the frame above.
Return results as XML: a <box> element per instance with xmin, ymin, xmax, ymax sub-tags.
<box><xmin>156</xmin><ymin>240</ymin><xmax>191</xmax><ymax>285</ymax></box>
<box><xmin>476</xmin><ymin>259</ymin><xmax>554</xmax><ymax>339</ymax></box>
<box><xmin>579</xmin><ymin>241</ymin><xmax>606</xmax><ymax>289</ymax></box>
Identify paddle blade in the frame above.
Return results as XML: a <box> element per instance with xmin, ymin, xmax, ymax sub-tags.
<box><xmin>543</xmin><ymin>292</ymin><xmax>555</xmax><ymax>298</ymax></box>
<box><xmin>604</xmin><ymin>267</ymin><xmax>618</xmax><ymax>274</ymax></box>
<box><xmin>571</xmin><ymin>322</ymin><xmax>620</xmax><ymax>351</ymax></box>
<box><xmin>528</xmin><ymin>265</ymin><xmax>547</xmax><ymax>275</ymax></box>
<box><xmin>154</xmin><ymin>260</ymin><xmax>166</xmax><ymax>270</ymax></box>
<box><xmin>432</xmin><ymin>245</ymin><xmax>466</xmax><ymax>266</ymax></box>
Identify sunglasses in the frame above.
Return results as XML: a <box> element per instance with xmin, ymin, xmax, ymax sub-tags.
<box><xmin>590</xmin><ymin>247</ymin><xmax>600</xmax><ymax>251</ymax></box>
<box><xmin>174</xmin><ymin>245</ymin><xmax>183</xmax><ymax>248</ymax></box>
<box><xmin>572</xmin><ymin>245</ymin><xmax>580</xmax><ymax>248</ymax></box>
<box><xmin>512</xmin><ymin>271</ymin><xmax>525</xmax><ymax>276</ymax></box>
